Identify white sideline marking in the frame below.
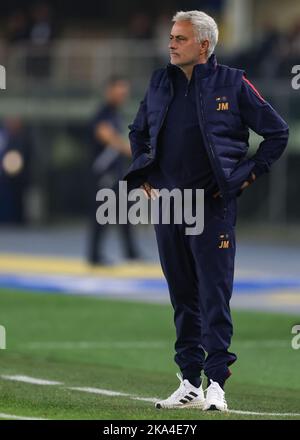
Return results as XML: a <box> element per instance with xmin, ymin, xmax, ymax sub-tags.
<box><xmin>229</xmin><ymin>409</ymin><xmax>300</xmax><ymax>417</ymax></box>
<box><xmin>23</xmin><ymin>339</ymin><xmax>292</xmax><ymax>351</ymax></box>
<box><xmin>24</xmin><ymin>341</ymin><xmax>167</xmax><ymax>350</ymax></box>
<box><xmin>2</xmin><ymin>374</ymin><xmax>300</xmax><ymax>418</ymax></box>
<box><xmin>131</xmin><ymin>396</ymin><xmax>158</xmax><ymax>403</ymax></box>
<box><xmin>0</xmin><ymin>412</ymin><xmax>47</xmax><ymax>420</ymax></box>
<box><xmin>234</xmin><ymin>340</ymin><xmax>290</xmax><ymax>348</ymax></box>
<box><xmin>66</xmin><ymin>387</ymin><xmax>300</xmax><ymax>417</ymax></box>
<box><xmin>67</xmin><ymin>387</ymin><xmax>131</xmax><ymax>397</ymax></box>
<box><xmin>1</xmin><ymin>375</ymin><xmax>63</xmax><ymax>385</ymax></box>
<box><xmin>67</xmin><ymin>387</ymin><xmax>158</xmax><ymax>403</ymax></box>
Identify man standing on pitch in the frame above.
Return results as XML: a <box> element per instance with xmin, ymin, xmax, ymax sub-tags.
<box><xmin>124</xmin><ymin>11</ymin><xmax>289</xmax><ymax>410</ymax></box>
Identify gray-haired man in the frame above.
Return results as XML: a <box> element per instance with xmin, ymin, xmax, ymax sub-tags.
<box><xmin>124</xmin><ymin>10</ymin><xmax>289</xmax><ymax>411</ymax></box>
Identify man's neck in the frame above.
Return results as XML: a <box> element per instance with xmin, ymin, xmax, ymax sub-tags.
<box><xmin>180</xmin><ymin>56</ymin><xmax>209</xmax><ymax>81</ymax></box>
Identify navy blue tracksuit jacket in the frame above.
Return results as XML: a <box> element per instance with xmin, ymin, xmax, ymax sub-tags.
<box><xmin>124</xmin><ymin>54</ymin><xmax>289</xmax><ymax>386</ymax></box>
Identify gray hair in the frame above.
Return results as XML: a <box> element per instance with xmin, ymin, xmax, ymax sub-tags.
<box><xmin>172</xmin><ymin>10</ymin><xmax>219</xmax><ymax>57</ymax></box>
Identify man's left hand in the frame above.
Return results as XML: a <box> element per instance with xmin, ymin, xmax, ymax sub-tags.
<box><xmin>213</xmin><ymin>172</ymin><xmax>256</xmax><ymax>198</ymax></box>
<box><xmin>240</xmin><ymin>172</ymin><xmax>256</xmax><ymax>190</ymax></box>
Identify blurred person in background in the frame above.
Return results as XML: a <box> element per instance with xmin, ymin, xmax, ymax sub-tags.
<box><xmin>87</xmin><ymin>76</ymin><xmax>140</xmax><ymax>265</ymax></box>
<box><xmin>278</xmin><ymin>18</ymin><xmax>300</xmax><ymax>78</ymax></box>
<box><xmin>229</xmin><ymin>21</ymin><xmax>285</xmax><ymax>78</ymax></box>
<box><xmin>128</xmin><ymin>12</ymin><xmax>154</xmax><ymax>39</ymax></box>
<box><xmin>6</xmin><ymin>9</ymin><xmax>29</xmax><ymax>44</ymax></box>
<box><xmin>124</xmin><ymin>10</ymin><xmax>289</xmax><ymax>411</ymax></box>
<box><xmin>26</xmin><ymin>1</ymin><xmax>55</xmax><ymax>79</ymax></box>
<box><xmin>0</xmin><ymin>117</ymin><xmax>32</xmax><ymax>224</ymax></box>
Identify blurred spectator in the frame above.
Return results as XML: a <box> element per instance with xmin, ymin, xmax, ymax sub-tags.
<box><xmin>128</xmin><ymin>12</ymin><xmax>154</xmax><ymax>39</ymax></box>
<box><xmin>29</xmin><ymin>2</ymin><xmax>55</xmax><ymax>45</ymax></box>
<box><xmin>0</xmin><ymin>117</ymin><xmax>32</xmax><ymax>224</ymax></box>
<box><xmin>87</xmin><ymin>77</ymin><xmax>140</xmax><ymax>265</ymax></box>
<box><xmin>228</xmin><ymin>23</ymin><xmax>285</xmax><ymax>78</ymax></box>
<box><xmin>26</xmin><ymin>2</ymin><xmax>55</xmax><ymax>79</ymax></box>
<box><xmin>227</xmin><ymin>17</ymin><xmax>300</xmax><ymax>79</ymax></box>
<box><xmin>6</xmin><ymin>9</ymin><xmax>29</xmax><ymax>44</ymax></box>
<box><xmin>287</xmin><ymin>18</ymin><xmax>300</xmax><ymax>56</ymax></box>
<box><xmin>252</xmin><ymin>23</ymin><xmax>285</xmax><ymax>78</ymax></box>
<box><xmin>277</xmin><ymin>18</ymin><xmax>300</xmax><ymax>78</ymax></box>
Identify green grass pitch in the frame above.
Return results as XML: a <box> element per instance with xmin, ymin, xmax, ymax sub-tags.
<box><xmin>0</xmin><ymin>288</ymin><xmax>299</xmax><ymax>420</ymax></box>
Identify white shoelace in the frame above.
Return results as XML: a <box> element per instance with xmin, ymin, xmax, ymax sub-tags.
<box><xmin>167</xmin><ymin>372</ymin><xmax>202</xmax><ymax>401</ymax></box>
<box><xmin>167</xmin><ymin>373</ymin><xmax>186</xmax><ymax>400</ymax></box>
<box><xmin>167</xmin><ymin>373</ymin><xmax>192</xmax><ymax>400</ymax></box>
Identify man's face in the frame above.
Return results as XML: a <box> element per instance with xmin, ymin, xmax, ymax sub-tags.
<box><xmin>169</xmin><ymin>20</ymin><xmax>207</xmax><ymax>67</ymax></box>
<box><xmin>107</xmin><ymin>80</ymin><xmax>130</xmax><ymax>106</ymax></box>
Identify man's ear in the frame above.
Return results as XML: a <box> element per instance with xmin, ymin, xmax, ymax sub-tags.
<box><xmin>199</xmin><ymin>40</ymin><xmax>209</xmax><ymax>55</ymax></box>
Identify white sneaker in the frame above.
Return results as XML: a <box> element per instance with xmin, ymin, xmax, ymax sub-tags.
<box><xmin>203</xmin><ymin>379</ymin><xmax>228</xmax><ymax>411</ymax></box>
<box><xmin>155</xmin><ymin>372</ymin><xmax>205</xmax><ymax>409</ymax></box>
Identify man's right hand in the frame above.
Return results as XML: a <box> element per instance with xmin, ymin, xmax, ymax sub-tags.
<box><xmin>140</xmin><ymin>182</ymin><xmax>160</xmax><ymax>200</ymax></box>
<box><xmin>213</xmin><ymin>190</ymin><xmax>221</xmax><ymax>198</ymax></box>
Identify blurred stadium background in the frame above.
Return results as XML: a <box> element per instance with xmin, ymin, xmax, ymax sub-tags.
<box><xmin>0</xmin><ymin>0</ymin><xmax>300</xmax><ymax>420</ymax></box>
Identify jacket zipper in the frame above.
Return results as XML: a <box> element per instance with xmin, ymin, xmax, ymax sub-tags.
<box><xmin>185</xmin><ymin>79</ymin><xmax>190</xmax><ymax>97</ymax></box>
<box><xmin>195</xmin><ymin>82</ymin><xmax>228</xmax><ymax>217</ymax></box>
<box><xmin>155</xmin><ymin>80</ymin><xmax>174</xmax><ymax>149</ymax></box>
<box><xmin>200</xmin><ymin>93</ymin><xmax>228</xmax><ymax>218</ymax></box>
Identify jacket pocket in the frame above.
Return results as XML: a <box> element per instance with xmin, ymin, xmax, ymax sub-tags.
<box><xmin>226</xmin><ymin>158</ymin><xmax>256</xmax><ymax>198</ymax></box>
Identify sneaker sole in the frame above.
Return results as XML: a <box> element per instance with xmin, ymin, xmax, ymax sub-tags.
<box><xmin>203</xmin><ymin>404</ymin><xmax>228</xmax><ymax>412</ymax></box>
<box><xmin>155</xmin><ymin>401</ymin><xmax>205</xmax><ymax>410</ymax></box>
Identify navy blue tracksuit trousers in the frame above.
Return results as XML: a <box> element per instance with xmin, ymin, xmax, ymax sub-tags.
<box><xmin>153</xmin><ymin>194</ymin><xmax>237</xmax><ymax>385</ymax></box>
